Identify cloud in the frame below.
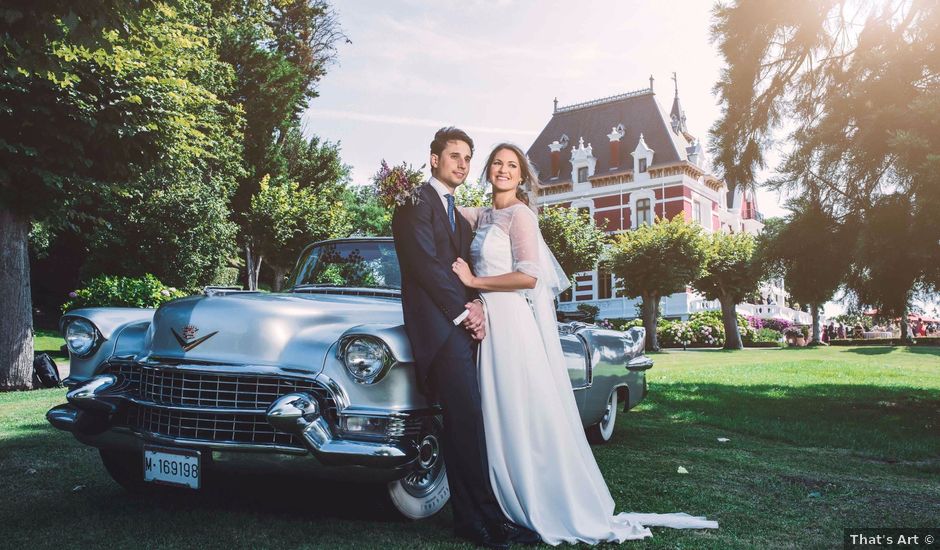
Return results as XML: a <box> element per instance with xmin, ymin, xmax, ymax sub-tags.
<box><xmin>304</xmin><ymin>108</ymin><xmax>538</xmax><ymax>137</ymax></box>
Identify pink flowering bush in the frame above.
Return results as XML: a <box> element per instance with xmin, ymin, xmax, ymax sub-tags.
<box><xmin>373</xmin><ymin>160</ymin><xmax>426</xmax><ymax>208</ymax></box>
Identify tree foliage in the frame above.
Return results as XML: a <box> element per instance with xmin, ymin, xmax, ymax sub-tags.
<box><xmin>538</xmin><ymin>206</ymin><xmax>607</xmax><ymax>278</ymax></box>
<box><xmin>455</xmin><ymin>178</ymin><xmax>489</xmax><ymax>208</ymax></box>
<box><xmin>606</xmin><ymin>216</ymin><xmax>708</xmax><ymax>350</ymax></box>
<box><xmin>694</xmin><ymin>231</ymin><xmax>762</xmax><ymax>349</ymax></box>
<box><xmin>245</xmin><ymin>175</ymin><xmax>351</xmax><ymax>291</ymax></box>
<box><xmin>709</xmin><ymin>0</ymin><xmax>940</xmax><ymax>315</ymax></box>
<box><xmin>0</xmin><ymin>0</ymin><xmax>246</xmax><ymax>389</ymax></box>
<box><xmin>762</xmin><ymin>200</ymin><xmax>852</xmax><ymax>318</ymax></box>
<box><xmin>218</xmin><ymin>0</ymin><xmax>347</xmax><ymax>255</ymax></box>
<box><xmin>344</xmin><ymin>185</ymin><xmax>392</xmax><ymax>236</ymax></box>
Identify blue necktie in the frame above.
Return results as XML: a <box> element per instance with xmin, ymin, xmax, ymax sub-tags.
<box><xmin>445</xmin><ymin>193</ymin><xmax>456</xmax><ymax>232</ymax></box>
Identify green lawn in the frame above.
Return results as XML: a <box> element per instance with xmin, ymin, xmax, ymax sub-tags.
<box><xmin>34</xmin><ymin>328</ymin><xmax>68</xmax><ymax>365</ymax></box>
<box><xmin>1</xmin><ymin>347</ymin><xmax>938</xmax><ymax>549</ymax></box>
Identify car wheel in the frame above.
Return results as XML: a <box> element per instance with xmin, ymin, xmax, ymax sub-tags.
<box><xmin>586</xmin><ymin>390</ymin><xmax>618</xmax><ymax>444</ymax></box>
<box><xmin>386</xmin><ymin>417</ymin><xmax>449</xmax><ymax>519</ymax></box>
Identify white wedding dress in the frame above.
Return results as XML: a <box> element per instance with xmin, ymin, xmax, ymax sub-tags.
<box><xmin>462</xmin><ymin>204</ymin><xmax>718</xmax><ymax>545</ymax></box>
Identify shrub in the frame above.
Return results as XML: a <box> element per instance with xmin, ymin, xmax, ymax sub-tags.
<box><xmin>752</xmin><ymin>328</ymin><xmax>783</xmax><ymax>343</ymax></box>
<box><xmin>761</xmin><ymin>318</ymin><xmax>794</xmax><ymax>333</ymax></box>
<box><xmin>660</xmin><ymin>321</ymin><xmax>695</xmax><ymax>347</ymax></box>
<box><xmin>618</xmin><ymin>318</ymin><xmax>643</xmax><ymax>331</ymax></box>
<box><xmin>690</xmin><ymin>310</ymin><xmax>751</xmax><ymax>344</ymax></box>
<box><xmin>63</xmin><ymin>274</ymin><xmax>189</xmax><ymax>312</ymax></box>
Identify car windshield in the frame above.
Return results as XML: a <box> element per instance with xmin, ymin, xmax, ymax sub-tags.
<box><xmin>289</xmin><ymin>241</ymin><xmax>401</xmax><ymax>290</ymax></box>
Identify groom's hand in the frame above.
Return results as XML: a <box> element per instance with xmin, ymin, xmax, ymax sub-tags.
<box><xmin>462</xmin><ymin>300</ymin><xmax>485</xmax><ymax>340</ymax></box>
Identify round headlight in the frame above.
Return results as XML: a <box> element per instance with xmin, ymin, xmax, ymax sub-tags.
<box><xmin>342</xmin><ymin>337</ymin><xmax>391</xmax><ymax>384</ymax></box>
<box><xmin>65</xmin><ymin>318</ymin><xmax>99</xmax><ymax>356</ymax></box>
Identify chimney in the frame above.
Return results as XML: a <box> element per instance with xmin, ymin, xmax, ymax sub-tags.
<box><xmin>548</xmin><ymin>140</ymin><xmax>563</xmax><ymax>178</ymax></box>
<box><xmin>607</xmin><ymin>125</ymin><xmax>624</xmax><ymax>169</ymax></box>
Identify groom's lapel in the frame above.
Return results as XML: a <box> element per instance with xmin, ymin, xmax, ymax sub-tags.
<box><xmin>424</xmin><ymin>182</ymin><xmax>460</xmax><ymax>253</ymax></box>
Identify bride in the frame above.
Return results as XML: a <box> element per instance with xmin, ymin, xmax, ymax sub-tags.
<box><xmin>452</xmin><ymin>143</ymin><xmax>718</xmax><ymax>545</ymax></box>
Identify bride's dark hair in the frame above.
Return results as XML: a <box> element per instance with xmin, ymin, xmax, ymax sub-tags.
<box><xmin>481</xmin><ymin>143</ymin><xmax>540</xmax><ymax>206</ymax></box>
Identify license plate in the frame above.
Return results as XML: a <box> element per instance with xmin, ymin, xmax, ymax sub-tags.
<box><xmin>143</xmin><ymin>446</ymin><xmax>200</xmax><ymax>489</ymax></box>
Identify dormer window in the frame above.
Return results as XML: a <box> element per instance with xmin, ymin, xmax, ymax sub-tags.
<box><xmin>570</xmin><ymin>137</ymin><xmax>596</xmax><ymax>185</ymax></box>
<box><xmin>631</xmin><ymin>133</ymin><xmax>654</xmax><ymax>181</ymax></box>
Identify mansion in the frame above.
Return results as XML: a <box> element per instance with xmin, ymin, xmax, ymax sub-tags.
<box><xmin>525</xmin><ymin>77</ymin><xmax>811</xmax><ymax>325</ymax></box>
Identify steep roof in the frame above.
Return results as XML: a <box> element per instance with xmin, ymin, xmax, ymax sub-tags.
<box><xmin>527</xmin><ymin>88</ymin><xmax>692</xmax><ymax>185</ymax></box>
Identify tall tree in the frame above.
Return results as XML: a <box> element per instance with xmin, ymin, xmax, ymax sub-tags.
<box><xmin>760</xmin><ymin>200</ymin><xmax>853</xmax><ymax>343</ymax></box>
<box><xmin>693</xmin><ymin>231</ymin><xmax>763</xmax><ymax>349</ymax></box>
<box><xmin>606</xmin><ymin>216</ymin><xmax>707</xmax><ymax>351</ymax></box>
<box><xmin>710</xmin><ymin>0</ymin><xmax>940</xmax><ymax>315</ymax></box>
<box><xmin>216</xmin><ymin>0</ymin><xmax>347</xmax><ymax>288</ymax></box>
<box><xmin>0</xmin><ymin>1</ymin><xmax>237</xmax><ymax>389</ymax></box>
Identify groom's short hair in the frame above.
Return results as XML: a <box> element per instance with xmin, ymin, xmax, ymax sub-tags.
<box><xmin>430</xmin><ymin>127</ymin><xmax>474</xmax><ymax>157</ymax></box>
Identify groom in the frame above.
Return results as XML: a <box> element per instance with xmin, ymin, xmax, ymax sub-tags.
<box><xmin>392</xmin><ymin>127</ymin><xmax>538</xmax><ymax>548</ymax></box>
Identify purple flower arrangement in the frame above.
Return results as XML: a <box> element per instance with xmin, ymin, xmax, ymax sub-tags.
<box><xmin>373</xmin><ymin>160</ymin><xmax>426</xmax><ymax>208</ymax></box>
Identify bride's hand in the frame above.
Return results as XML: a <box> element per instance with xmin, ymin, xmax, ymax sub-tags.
<box><xmin>451</xmin><ymin>257</ymin><xmax>475</xmax><ymax>287</ymax></box>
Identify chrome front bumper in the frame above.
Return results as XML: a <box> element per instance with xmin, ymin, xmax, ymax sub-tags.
<box><xmin>47</xmin><ymin>374</ymin><xmax>425</xmax><ymax>479</ymax></box>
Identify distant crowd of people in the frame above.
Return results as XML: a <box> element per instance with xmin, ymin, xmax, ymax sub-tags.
<box><xmin>820</xmin><ymin>319</ymin><xmax>938</xmax><ymax>342</ymax></box>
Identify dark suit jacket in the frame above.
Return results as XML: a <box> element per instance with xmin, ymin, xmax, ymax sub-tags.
<box><xmin>392</xmin><ymin>183</ymin><xmax>477</xmax><ymax>395</ymax></box>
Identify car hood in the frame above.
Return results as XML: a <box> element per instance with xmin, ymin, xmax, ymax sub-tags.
<box><xmin>141</xmin><ymin>292</ymin><xmax>404</xmax><ymax>375</ymax></box>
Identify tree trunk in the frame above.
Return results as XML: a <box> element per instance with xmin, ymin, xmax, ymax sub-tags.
<box><xmin>245</xmin><ymin>244</ymin><xmax>262</xmax><ymax>291</ymax></box>
<box><xmin>0</xmin><ymin>206</ymin><xmax>35</xmax><ymax>390</ymax></box>
<box><xmin>721</xmin><ymin>296</ymin><xmax>743</xmax><ymax>350</ymax></box>
<box><xmin>271</xmin><ymin>266</ymin><xmax>288</xmax><ymax>292</ymax></box>
<box><xmin>641</xmin><ymin>293</ymin><xmax>659</xmax><ymax>351</ymax></box>
<box><xmin>810</xmin><ymin>303</ymin><xmax>821</xmax><ymax>344</ymax></box>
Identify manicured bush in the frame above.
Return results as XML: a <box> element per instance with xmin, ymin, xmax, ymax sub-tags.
<box><xmin>62</xmin><ymin>274</ymin><xmax>189</xmax><ymax>312</ymax></box>
<box><xmin>752</xmin><ymin>328</ymin><xmax>783</xmax><ymax>343</ymax></box>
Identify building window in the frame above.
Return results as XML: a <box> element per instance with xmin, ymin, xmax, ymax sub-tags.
<box><xmin>597</xmin><ymin>269</ymin><xmax>613</xmax><ymax>300</ymax></box>
<box><xmin>577</xmin><ymin>166</ymin><xmax>588</xmax><ymax>183</ymax></box>
<box><xmin>693</xmin><ymin>200</ymin><xmax>703</xmax><ymax>225</ymax></box>
<box><xmin>638</xmin><ymin>158</ymin><xmax>647</xmax><ymax>173</ymax></box>
<box><xmin>636</xmin><ymin>198</ymin><xmax>651</xmax><ymax>226</ymax></box>
<box><xmin>559</xmin><ymin>288</ymin><xmax>573</xmax><ymax>303</ymax></box>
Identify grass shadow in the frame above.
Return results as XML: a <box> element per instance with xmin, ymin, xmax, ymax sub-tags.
<box><xmin>845</xmin><ymin>347</ymin><xmax>895</xmax><ymax>355</ymax></box>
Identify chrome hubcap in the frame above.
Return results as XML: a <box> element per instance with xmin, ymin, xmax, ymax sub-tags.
<box><xmin>402</xmin><ymin>426</ymin><xmax>445</xmax><ymax>498</ymax></box>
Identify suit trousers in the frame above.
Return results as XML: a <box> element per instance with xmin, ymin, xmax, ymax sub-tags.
<box><xmin>429</xmin><ymin>326</ymin><xmax>506</xmax><ymax>531</ymax></box>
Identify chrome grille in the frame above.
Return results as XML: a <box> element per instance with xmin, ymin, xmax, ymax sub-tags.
<box><xmin>102</xmin><ymin>363</ymin><xmax>335</xmax><ymax>414</ymax></box>
<box><xmin>101</xmin><ymin>362</ymin><xmax>335</xmax><ymax>448</ymax></box>
<box><xmin>120</xmin><ymin>404</ymin><xmax>301</xmax><ymax>448</ymax></box>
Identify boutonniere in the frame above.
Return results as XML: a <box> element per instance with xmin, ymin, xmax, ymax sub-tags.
<box><xmin>373</xmin><ymin>160</ymin><xmax>426</xmax><ymax>208</ymax></box>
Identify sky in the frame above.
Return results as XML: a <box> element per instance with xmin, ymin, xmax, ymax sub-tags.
<box><xmin>302</xmin><ymin>0</ymin><xmax>792</xmax><ymax>219</ymax></box>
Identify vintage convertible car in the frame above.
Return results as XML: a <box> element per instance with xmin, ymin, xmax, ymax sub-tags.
<box><xmin>47</xmin><ymin>237</ymin><xmax>652</xmax><ymax>518</ymax></box>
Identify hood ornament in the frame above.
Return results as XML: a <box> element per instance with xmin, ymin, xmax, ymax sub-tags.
<box><xmin>171</xmin><ymin>325</ymin><xmax>218</xmax><ymax>352</ymax></box>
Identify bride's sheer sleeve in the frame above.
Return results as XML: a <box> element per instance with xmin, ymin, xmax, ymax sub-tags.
<box><xmin>508</xmin><ymin>208</ymin><xmax>541</xmax><ymax>279</ymax></box>
<box><xmin>509</xmin><ymin>207</ymin><xmax>571</xmax><ymax>297</ymax></box>
<box><xmin>456</xmin><ymin>206</ymin><xmax>483</xmax><ymax>230</ymax></box>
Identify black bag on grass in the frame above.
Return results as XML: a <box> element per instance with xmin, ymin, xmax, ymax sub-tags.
<box><xmin>33</xmin><ymin>353</ymin><xmax>62</xmax><ymax>388</ymax></box>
